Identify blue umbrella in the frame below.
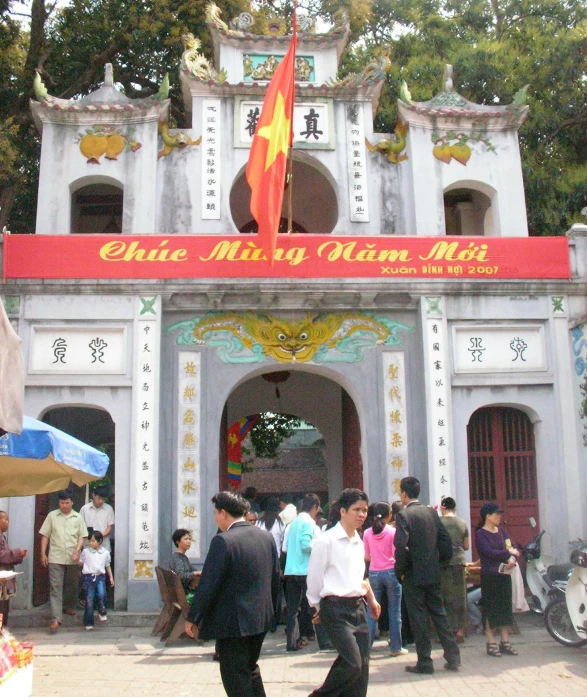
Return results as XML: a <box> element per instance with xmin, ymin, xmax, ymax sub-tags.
<box><xmin>0</xmin><ymin>416</ymin><xmax>109</xmax><ymax>496</ymax></box>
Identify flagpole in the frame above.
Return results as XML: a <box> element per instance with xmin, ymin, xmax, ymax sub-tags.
<box><xmin>287</xmin><ymin>3</ymin><xmax>297</xmax><ymax>236</ymax></box>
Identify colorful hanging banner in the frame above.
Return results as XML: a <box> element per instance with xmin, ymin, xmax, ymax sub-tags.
<box><xmin>227</xmin><ymin>416</ymin><xmax>258</xmax><ymax>491</ymax></box>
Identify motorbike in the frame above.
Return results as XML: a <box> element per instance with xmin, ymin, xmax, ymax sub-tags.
<box><xmin>523</xmin><ymin>522</ymin><xmax>573</xmax><ymax>614</ymax></box>
<box><xmin>544</xmin><ymin>540</ymin><xmax>587</xmax><ymax>648</ymax></box>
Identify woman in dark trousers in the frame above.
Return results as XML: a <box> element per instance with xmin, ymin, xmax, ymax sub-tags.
<box><xmin>475</xmin><ymin>502</ymin><xmax>521</xmax><ymax>657</ymax></box>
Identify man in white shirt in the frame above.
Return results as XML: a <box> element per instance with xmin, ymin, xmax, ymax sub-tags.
<box><xmin>80</xmin><ymin>486</ymin><xmax>115</xmax><ymax>552</ymax></box>
<box><xmin>306</xmin><ymin>489</ymin><xmax>380</xmax><ymax>697</ymax></box>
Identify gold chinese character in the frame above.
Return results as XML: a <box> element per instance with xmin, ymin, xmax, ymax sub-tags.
<box><xmin>388</xmin><ymin>364</ymin><xmax>399</xmax><ymax>380</ymax></box>
<box><xmin>183</xmin><ymin>409</ymin><xmax>195</xmax><ymax>425</ymax></box>
<box><xmin>183</xmin><ymin>505</ymin><xmax>197</xmax><ymax>519</ymax></box>
<box><xmin>183</xmin><ymin>432</ymin><xmax>196</xmax><ymax>448</ymax></box>
<box><xmin>391</xmin><ymin>456</ymin><xmax>403</xmax><ymax>471</ymax></box>
<box><xmin>388</xmin><ymin>386</ymin><xmax>401</xmax><ymax>402</ymax></box>
<box><xmin>228</xmin><ymin>433</ymin><xmax>238</xmax><ymax>446</ymax></box>
<box><xmin>391</xmin><ymin>432</ymin><xmax>402</xmax><ymax>448</ymax></box>
<box><xmin>183</xmin><ymin>480</ymin><xmax>196</xmax><ymax>495</ymax></box>
<box><xmin>184</xmin><ymin>361</ymin><xmax>197</xmax><ymax>376</ymax></box>
<box><xmin>393</xmin><ymin>478</ymin><xmax>402</xmax><ymax>494</ymax></box>
<box><xmin>389</xmin><ymin>410</ymin><xmax>401</xmax><ymax>424</ymax></box>
<box><xmin>183</xmin><ymin>385</ymin><xmax>196</xmax><ymax>401</ymax></box>
<box><xmin>183</xmin><ymin>457</ymin><xmax>196</xmax><ymax>470</ymax></box>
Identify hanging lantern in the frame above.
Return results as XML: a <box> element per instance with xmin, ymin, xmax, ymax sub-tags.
<box><xmin>261</xmin><ymin>371</ymin><xmax>291</xmax><ymax>399</ymax></box>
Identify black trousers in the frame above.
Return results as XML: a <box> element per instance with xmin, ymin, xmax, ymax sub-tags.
<box><xmin>285</xmin><ymin>575</ymin><xmax>313</xmax><ymax>649</ymax></box>
<box><xmin>402</xmin><ymin>580</ymin><xmax>461</xmax><ymax>669</ymax></box>
<box><xmin>311</xmin><ymin>596</ymin><xmax>369</xmax><ymax>697</ymax></box>
<box><xmin>216</xmin><ymin>633</ymin><xmax>267</xmax><ymax>697</ymax></box>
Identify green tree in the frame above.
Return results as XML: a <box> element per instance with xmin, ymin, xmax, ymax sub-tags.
<box><xmin>248</xmin><ymin>412</ymin><xmax>302</xmax><ymax>459</ymax></box>
<box><xmin>0</xmin><ymin>0</ymin><xmax>248</xmax><ymax>231</ymax></box>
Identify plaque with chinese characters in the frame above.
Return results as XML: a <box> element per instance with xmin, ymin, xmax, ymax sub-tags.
<box><xmin>453</xmin><ymin>326</ymin><xmax>546</xmax><ymax>373</ymax></box>
<box><xmin>29</xmin><ymin>326</ymin><xmax>126</xmax><ymax>374</ymax></box>
<box><xmin>238</xmin><ymin>100</ymin><xmax>332</xmax><ymax>148</ymax></box>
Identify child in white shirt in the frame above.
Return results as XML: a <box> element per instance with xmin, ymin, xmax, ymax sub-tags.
<box><xmin>78</xmin><ymin>531</ymin><xmax>114</xmax><ymax>630</ymax></box>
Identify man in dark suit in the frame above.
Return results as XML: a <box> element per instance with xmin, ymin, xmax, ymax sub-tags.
<box><xmin>394</xmin><ymin>477</ymin><xmax>461</xmax><ymax>675</ymax></box>
<box><xmin>185</xmin><ymin>491</ymin><xmax>280</xmax><ymax>697</ymax></box>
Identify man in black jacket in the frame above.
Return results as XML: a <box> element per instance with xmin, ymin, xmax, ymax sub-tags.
<box><xmin>185</xmin><ymin>491</ymin><xmax>280</xmax><ymax>697</ymax></box>
<box><xmin>394</xmin><ymin>477</ymin><xmax>461</xmax><ymax>675</ymax></box>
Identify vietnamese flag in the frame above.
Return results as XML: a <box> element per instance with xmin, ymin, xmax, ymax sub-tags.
<box><xmin>246</xmin><ymin>12</ymin><xmax>297</xmax><ymax>265</ymax></box>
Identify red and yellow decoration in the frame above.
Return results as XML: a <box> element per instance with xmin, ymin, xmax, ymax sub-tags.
<box><xmin>227</xmin><ymin>416</ymin><xmax>259</xmax><ymax>491</ymax></box>
<box><xmin>432</xmin><ymin>131</ymin><xmax>495</xmax><ymax>166</ymax></box>
<box><xmin>246</xmin><ymin>12</ymin><xmax>297</xmax><ymax>264</ymax></box>
<box><xmin>77</xmin><ymin>125</ymin><xmax>141</xmax><ymax>164</ymax></box>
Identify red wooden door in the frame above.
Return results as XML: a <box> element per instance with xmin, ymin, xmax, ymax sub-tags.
<box><xmin>468</xmin><ymin>407</ymin><xmax>539</xmax><ymax>555</ymax></box>
<box><xmin>33</xmin><ymin>494</ymin><xmax>50</xmax><ymax>606</ymax></box>
<box><xmin>341</xmin><ymin>389</ymin><xmax>363</xmax><ymax>490</ymax></box>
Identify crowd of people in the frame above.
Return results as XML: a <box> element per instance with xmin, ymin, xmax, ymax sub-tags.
<box><xmin>180</xmin><ymin>479</ymin><xmax>523</xmax><ymax>697</ymax></box>
<box><xmin>0</xmin><ymin>478</ymin><xmax>525</xmax><ymax>697</ymax></box>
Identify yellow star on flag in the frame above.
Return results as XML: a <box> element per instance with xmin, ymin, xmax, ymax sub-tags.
<box><xmin>257</xmin><ymin>91</ymin><xmax>291</xmax><ymax>172</ymax></box>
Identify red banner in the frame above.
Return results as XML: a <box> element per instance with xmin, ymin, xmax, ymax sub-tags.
<box><xmin>2</xmin><ymin>234</ymin><xmax>570</xmax><ymax>280</ymax></box>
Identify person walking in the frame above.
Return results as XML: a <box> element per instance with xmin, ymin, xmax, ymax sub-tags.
<box><xmin>475</xmin><ymin>502</ymin><xmax>520</xmax><ymax>657</ymax></box>
<box><xmin>79</xmin><ymin>486</ymin><xmax>115</xmax><ymax>552</ymax></box>
<box><xmin>0</xmin><ymin>510</ymin><xmax>26</xmax><ymax>626</ymax></box>
<box><xmin>184</xmin><ymin>491</ymin><xmax>280</xmax><ymax>697</ymax></box>
<box><xmin>256</xmin><ymin>498</ymin><xmax>285</xmax><ymax>631</ymax></box>
<box><xmin>306</xmin><ymin>488</ymin><xmax>380</xmax><ymax>697</ymax></box>
<box><xmin>394</xmin><ymin>477</ymin><xmax>461</xmax><ymax>674</ymax></box>
<box><xmin>39</xmin><ymin>490</ymin><xmax>88</xmax><ymax>632</ymax></box>
<box><xmin>439</xmin><ymin>496</ymin><xmax>469</xmax><ymax>643</ymax></box>
<box><xmin>283</xmin><ymin>493</ymin><xmax>320</xmax><ymax>651</ymax></box>
<box><xmin>363</xmin><ymin>501</ymin><xmax>406</xmax><ymax>656</ymax></box>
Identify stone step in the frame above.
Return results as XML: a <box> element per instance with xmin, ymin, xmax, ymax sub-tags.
<box><xmin>9</xmin><ymin>608</ymin><xmax>158</xmax><ymax>629</ymax></box>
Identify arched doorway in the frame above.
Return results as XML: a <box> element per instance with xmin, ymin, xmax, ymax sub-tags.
<box><xmin>444</xmin><ymin>181</ymin><xmax>497</xmax><ymax>236</ymax></box>
<box><xmin>33</xmin><ymin>406</ymin><xmax>115</xmax><ymax>606</ymax></box>
<box><xmin>229</xmin><ymin>153</ymin><xmax>339</xmax><ymax>234</ymax></box>
<box><xmin>70</xmin><ymin>178</ymin><xmax>123</xmax><ymax>234</ymax></box>
<box><xmin>219</xmin><ymin>370</ymin><xmax>363</xmax><ymax>505</ymax></box>
<box><xmin>467</xmin><ymin>406</ymin><xmax>538</xmax><ymax>551</ymax></box>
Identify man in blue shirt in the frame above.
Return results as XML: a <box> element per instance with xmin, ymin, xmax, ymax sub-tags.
<box><xmin>283</xmin><ymin>493</ymin><xmax>320</xmax><ymax>651</ymax></box>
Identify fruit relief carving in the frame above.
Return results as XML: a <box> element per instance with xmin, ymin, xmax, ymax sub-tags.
<box><xmin>77</xmin><ymin>125</ymin><xmax>141</xmax><ymax>164</ymax></box>
<box><xmin>431</xmin><ymin>131</ymin><xmax>496</xmax><ymax>166</ymax></box>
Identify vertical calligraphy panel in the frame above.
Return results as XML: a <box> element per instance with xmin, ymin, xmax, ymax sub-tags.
<box><xmin>346</xmin><ymin>104</ymin><xmax>369</xmax><ymax>222</ymax></box>
<box><xmin>382</xmin><ymin>352</ymin><xmax>409</xmax><ymax>502</ymax></box>
<box><xmin>421</xmin><ymin>297</ymin><xmax>454</xmax><ymax>506</ymax></box>
<box><xmin>177</xmin><ymin>352</ymin><xmax>201</xmax><ymax>559</ymax></box>
<box><xmin>201</xmin><ymin>99</ymin><xmax>221</xmax><ymax>220</ymax></box>
<box><xmin>131</xmin><ymin>296</ymin><xmax>161</xmax><ymax>581</ymax></box>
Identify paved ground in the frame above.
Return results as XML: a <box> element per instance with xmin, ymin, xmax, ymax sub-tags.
<box><xmin>10</xmin><ymin>613</ymin><xmax>587</xmax><ymax>697</ymax></box>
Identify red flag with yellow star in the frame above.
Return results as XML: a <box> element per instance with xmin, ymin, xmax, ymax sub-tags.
<box><xmin>246</xmin><ymin>14</ymin><xmax>296</xmax><ymax>265</ymax></box>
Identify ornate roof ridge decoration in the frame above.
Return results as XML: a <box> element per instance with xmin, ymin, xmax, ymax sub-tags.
<box><xmin>205</xmin><ymin>2</ymin><xmax>350</xmax><ymax>61</ymax></box>
<box><xmin>397</xmin><ymin>64</ymin><xmax>530</xmax><ymax>129</ymax></box>
<box><xmin>326</xmin><ymin>56</ymin><xmax>390</xmax><ymax>88</ymax></box>
<box><xmin>180</xmin><ymin>33</ymin><xmax>227</xmax><ymax>82</ymax></box>
<box><xmin>30</xmin><ymin>65</ymin><xmax>169</xmax><ymax>130</ymax></box>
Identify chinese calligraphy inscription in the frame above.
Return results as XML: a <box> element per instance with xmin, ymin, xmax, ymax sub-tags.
<box><xmin>383</xmin><ymin>352</ymin><xmax>408</xmax><ymax>503</ymax></box>
<box><xmin>178</xmin><ymin>352</ymin><xmax>201</xmax><ymax>558</ymax></box>
<box><xmin>202</xmin><ymin>100</ymin><xmax>221</xmax><ymax>220</ymax></box>
<box><xmin>347</xmin><ymin>105</ymin><xmax>369</xmax><ymax>222</ymax></box>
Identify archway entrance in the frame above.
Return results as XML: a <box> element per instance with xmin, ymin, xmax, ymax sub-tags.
<box><xmin>467</xmin><ymin>406</ymin><xmax>538</xmax><ymax>552</ymax></box>
<box><xmin>33</xmin><ymin>406</ymin><xmax>115</xmax><ymax>607</ymax></box>
<box><xmin>230</xmin><ymin>154</ymin><xmax>339</xmax><ymax>234</ymax></box>
<box><xmin>219</xmin><ymin>370</ymin><xmax>363</xmax><ymax>506</ymax></box>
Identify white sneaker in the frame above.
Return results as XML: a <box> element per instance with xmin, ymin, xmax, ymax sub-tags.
<box><xmin>390</xmin><ymin>648</ymin><xmax>409</xmax><ymax>656</ymax></box>
<box><xmin>85</xmin><ymin>626</ymin><xmax>93</xmax><ymax>631</ymax></box>
<box><xmin>98</xmin><ymin>613</ymin><xmax>107</xmax><ymax>622</ymax></box>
